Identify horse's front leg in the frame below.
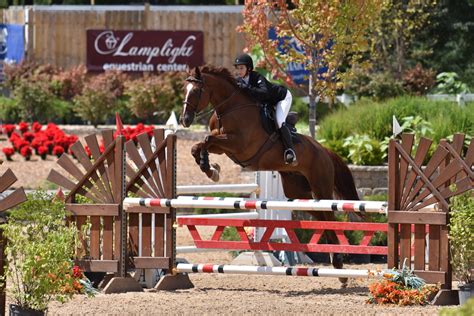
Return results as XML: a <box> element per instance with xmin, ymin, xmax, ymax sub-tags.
<box><xmin>198</xmin><ymin>134</ymin><xmax>236</xmax><ymax>182</ymax></box>
<box><xmin>191</xmin><ymin>142</ymin><xmax>204</xmax><ymax>165</ymax></box>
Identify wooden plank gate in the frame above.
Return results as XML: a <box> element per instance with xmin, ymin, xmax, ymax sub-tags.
<box><xmin>47</xmin><ymin>128</ymin><xmax>176</xmax><ymax>292</ymax></box>
<box><xmin>388</xmin><ymin>133</ymin><xmax>473</xmax><ymax>290</ymax></box>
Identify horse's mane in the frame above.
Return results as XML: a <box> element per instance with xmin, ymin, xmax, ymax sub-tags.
<box><xmin>200</xmin><ymin>65</ymin><xmax>238</xmax><ymax>88</ymax></box>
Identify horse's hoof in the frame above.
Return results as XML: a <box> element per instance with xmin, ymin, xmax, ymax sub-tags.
<box><xmin>210</xmin><ymin>170</ymin><xmax>219</xmax><ymax>182</ymax></box>
<box><xmin>210</xmin><ymin>163</ymin><xmax>221</xmax><ymax>173</ymax></box>
<box><xmin>210</xmin><ymin>164</ymin><xmax>220</xmax><ymax>182</ymax></box>
<box><xmin>339</xmin><ymin>278</ymin><xmax>348</xmax><ymax>288</ymax></box>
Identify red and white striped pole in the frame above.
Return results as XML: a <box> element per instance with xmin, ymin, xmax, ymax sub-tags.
<box><xmin>124</xmin><ymin>196</ymin><xmax>389</xmax><ymax>214</ymax></box>
<box><xmin>175</xmin><ymin>263</ymin><xmax>390</xmax><ymax>279</ymax></box>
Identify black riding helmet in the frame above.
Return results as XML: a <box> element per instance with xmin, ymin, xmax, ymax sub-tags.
<box><xmin>234</xmin><ymin>53</ymin><xmax>254</xmax><ymax>70</ymax></box>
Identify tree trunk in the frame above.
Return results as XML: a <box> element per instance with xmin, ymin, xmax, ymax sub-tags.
<box><xmin>308</xmin><ymin>73</ymin><xmax>317</xmax><ymax>138</ymax></box>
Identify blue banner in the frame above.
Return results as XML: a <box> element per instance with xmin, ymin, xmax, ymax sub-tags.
<box><xmin>268</xmin><ymin>28</ymin><xmax>309</xmax><ymax>85</ymax></box>
<box><xmin>0</xmin><ymin>24</ymin><xmax>25</xmax><ymax>63</ymax></box>
<box><xmin>268</xmin><ymin>28</ymin><xmax>330</xmax><ymax>85</ymax></box>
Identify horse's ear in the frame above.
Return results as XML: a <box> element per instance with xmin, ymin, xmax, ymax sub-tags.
<box><xmin>195</xmin><ymin>66</ymin><xmax>201</xmax><ymax>79</ymax></box>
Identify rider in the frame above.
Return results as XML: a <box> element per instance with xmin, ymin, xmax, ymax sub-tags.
<box><xmin>233</xmin><ymin>53</ymin><xmax>297</xmax><ymax>166</ymax></box>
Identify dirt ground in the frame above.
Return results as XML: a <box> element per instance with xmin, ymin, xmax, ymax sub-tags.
<box><xmin>43</xmin><ymin>225</ymin><xmax>447</xmax><ymax>315</ymax></box>
<box><xmin>1</xmin><ymin>127</ymin><xmax>451</xmax><ymax>315</ymax></box>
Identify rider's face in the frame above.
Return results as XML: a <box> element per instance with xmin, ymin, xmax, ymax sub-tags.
<box><xmin>234</xmin><ymin>65</ymin><xmax>248</xmax><ymax>78</ymax></box>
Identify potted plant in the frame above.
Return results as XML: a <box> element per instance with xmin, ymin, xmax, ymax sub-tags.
<box><xmin>449</xmin><ymin>191</ymin><xmax>473</xmax><ymax>305</ymax></box>
<box><xmin>1</xmin><ymin>191</ymin><xmax>80</xmax><ymax>315</ymax></box>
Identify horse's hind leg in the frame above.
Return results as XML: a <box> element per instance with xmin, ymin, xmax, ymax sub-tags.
<box><xmin>280</xmin><ymin>173</ymin><xmax>347</xmax><ymax>286</ymax></box>
<box><xmin>305</xmin><ymin>176</ymin><xmax>348</xmax><ymax>287</ymax></box>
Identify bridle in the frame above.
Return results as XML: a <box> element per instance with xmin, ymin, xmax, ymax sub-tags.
<box><xmin>184</xmin><ymin>76</ymin><xmax>204</xmax><ymax>114</ymax></box>
<box><xmin>184</xmin><ymin>75</ymin><xmax>238</xmax><ymax>118</ymax></box>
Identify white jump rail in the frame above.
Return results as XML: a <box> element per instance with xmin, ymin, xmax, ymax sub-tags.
<box><xmin>175</xmin><ymin>263</ymin><xmax>389</xmax><ymax>279</ymax></box>
<box><xmin>124</xmin><ymin>196</ymin><xmax>389</xmax><ymax>214</ymax></box>
<box><xmin>125</xmin><ymin>196</ymin><xmax>438</xmax><ymax>214</ymax></box>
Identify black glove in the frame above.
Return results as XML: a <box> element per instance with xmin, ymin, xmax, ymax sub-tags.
<box><xmin>236</xmin><ymin>79</ymin><xmax>248</xmax><ymax>89</ymax></box>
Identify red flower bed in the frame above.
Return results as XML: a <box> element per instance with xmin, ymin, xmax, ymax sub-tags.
<box><xmin>1</xmin><ymin>122</ymin><xmax>78</xmax><ymax>161</ymax></box>
<box><xmin>1</xmin><ymin>122</ymin><xmax>156</xmax><ymax>161</ymax></box>
<box><xmin>115</xmin><ymin>123</ymin><xmax>155</xmax><ymax>143</ymax></box>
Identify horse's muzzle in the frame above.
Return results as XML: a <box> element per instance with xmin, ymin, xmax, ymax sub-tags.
<box><xmin>180</xmin><ymin>111</ymin><xmax>195</xmax><ymax>128</ymax></box>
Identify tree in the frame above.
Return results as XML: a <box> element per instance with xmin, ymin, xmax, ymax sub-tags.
<box><xmin>371</xmin><ymin>0</ymin><xmax>437</xmax><ymax>78</ymax></box>
<box><xmin>412</xmin><ymin>0</ymin><xmax>474</xmax><ymax>88</ymax></box>
<box><xmin>239</xmin><ymin>0</ymin><xmax>382</xmax><ymax>137</ymax></box>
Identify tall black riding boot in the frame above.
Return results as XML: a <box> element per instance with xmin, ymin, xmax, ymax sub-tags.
<box><xmin>279</xmin><ymin>123</ymin><xmax>297</xmax><ymax>166</ymax></box>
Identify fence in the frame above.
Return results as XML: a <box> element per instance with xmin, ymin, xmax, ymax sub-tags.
<box><xmin>1</xmin><ymin>5</ymin><xmax>245</xmax><ymax>70</ymax></box>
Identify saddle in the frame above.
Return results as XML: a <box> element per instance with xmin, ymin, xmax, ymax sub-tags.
<box><xmin>260</xmin><ymin>105</ymin><xmax>300</xmax><ymax>143</ymax></box>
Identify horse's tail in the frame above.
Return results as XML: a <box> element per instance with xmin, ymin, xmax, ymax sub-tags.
<box><xmin>326</xmin><ymin>148</ymin><xmax>363</xmax><ymax>222</ymax></box>
<box><xmin>326</xmin><ymin>148</ymin><xmax>359</xmax><ymax>200</ymax></box>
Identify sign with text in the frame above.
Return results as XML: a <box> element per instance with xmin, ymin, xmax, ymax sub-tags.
<box><xmin>87</xmin><ymin>30</ymin><xmax>204</xmax><ymax>72</ymax></box>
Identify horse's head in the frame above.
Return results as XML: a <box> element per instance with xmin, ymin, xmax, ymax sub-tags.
<box><xmin>181</xmin><ymin>67</ymin><xmax>211</xmax><ymax>127</ymax></box>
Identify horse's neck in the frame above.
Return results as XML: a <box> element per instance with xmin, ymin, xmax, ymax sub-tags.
<box><xmin>206</xmin><ymin>76</ymin><xmax>255</xmax><ymax>114</ymax></box>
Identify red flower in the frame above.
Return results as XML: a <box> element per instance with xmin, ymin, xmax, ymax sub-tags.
<box><xmin>52</xmin><ymin>145</ymin><xmax>64</xmax><ymax>157</ymax></box>
<box><xmin>14</xmin><ymin>140</ymin><xmax>30</xmax><ymax>151</ymax></box>
<box><xmin>3</xmin><ymin>124</ymin><xmax>15</xmax><ymax>136</ymax></box>
<box><xmin>2</xmin><ymin>147</ymin><xmax>15</xmax><ymax>160</ymax></box>
<box><xmin>145</xmin><ymin>125</ymin><xmax>155</xmax><ymax>137</ymax></box>
<box><xmin>9</xmin><ymin>132</ymin><xmax>20</xmax><ymax>143</ymax></box>
<box><xmin>38</xmin><ymin>146</ymin><xmax>48</xmax><ymax>159</ymax></box>
<box><xmin>20</xmin><ymin>146</ymin><xmax>32</xmax><ymax>160</ymax></box>
<box><xmin>84</xmin><ymin>146</ymin><xmax>92</xmax><ymax>158</ymax></box>
<box><xmin>44</xmin><ymin>141</ymin><xmax>54</xmax><ymax>153</ymax></box>
<box><xmin>23</xmin><ymin>131</ymin><xmax>35</xmax><ymax>142</ymax></box>
<box><xmin>18</xmin><ymin>122</ymin><xmax>29</xmax><ymax>134</ymax></box>
<box><xmin>31</xmin><ymin>138</ymin><xmax>44</xmax><ymax>150</ymax></box>
<box><xmin>72</xmin><ymin>265</ymin><xmax>83</xmax><ymax>279</ymax></box>
<box><xmin>32</xmin><ymin>122</ymin><xmax>42</xmax><ymax>132</ymax></box>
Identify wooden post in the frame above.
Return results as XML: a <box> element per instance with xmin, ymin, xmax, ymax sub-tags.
<box><xmin>387</xmin><ymin>139</ymin><xmax>400</xmax><ymax>269</ymax></box>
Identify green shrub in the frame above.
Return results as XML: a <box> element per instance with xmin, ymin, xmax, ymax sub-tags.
<box><xmin>318</xmin><ymin>96</ymin><xmax>473</xmax><ymax>165</ymax></box>
<box><xmin>73</xmin><ymin>71</ymin><xmax>127</xmax><ymax>126</ymax></box>
<box><xmin>13</xmin><ymin>76</ymin><xmax>58</xmax><ymax>122</ymax></box>
<box><xmin>0</xmin><ymin>96</ymin><xmax>21</xmax><ymax>123</ymax></box>
<box><xmin>1</xmin><ymin>191</ymin><xmax>79</xmax><ymax>312</ymax></box>
<box><xmin>367</xmin><ymin>72</ymin><xmax>405</xmax><ymax>101</ymax></box>
<box><xmin>125</xmin><ymin>72</ymin><xmax>183</xmax><ymax>122</ymax></box>
<box><xmin>319</xmin><ymin>96</ymin><xmax>474</xmax><ymax>142</ymax></box>
<box><xmin>434</xmin><ymin>72</ymin><xmax>470</xmax><ymax>94</ymax></box>
<box><xmin>448</xmin><ymin>191</ymin><xmax>474</xmax><ymax>284</ymax></box>
<box><xmin>343</xmin><ymin>69</ymin><xmax>404</xmax><ymax>101</ymax></box>
<box><xmin>342</xmin><ymin>134</ymin><xmax>384</xmax><ymax>165</ymax></box>
<box><xmin>51</xmin><ymin>65</ymin><xmax>88</xmax><ymax>101</ymax></box>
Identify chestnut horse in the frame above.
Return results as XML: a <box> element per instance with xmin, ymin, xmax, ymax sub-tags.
<box><xmin>181</xmin><ymin>66</ymin><xmax>360</xmax><ymax>285</ymax></box>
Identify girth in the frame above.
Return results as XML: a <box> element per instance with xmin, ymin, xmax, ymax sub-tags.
<box><xmin>227</xmin><ymin>132</ymin><xmax>280</xmax><ymax>168</ymax></box>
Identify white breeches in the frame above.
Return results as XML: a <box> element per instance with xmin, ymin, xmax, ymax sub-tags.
<box><xmin>275</xmin><ymin>90</ymin><xmax>293</xmax><ymax>128</ymax></box>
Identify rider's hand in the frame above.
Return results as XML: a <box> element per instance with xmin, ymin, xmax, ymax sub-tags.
<box><xmin>236</xmin><ymin>79</ymin><xmax>248</xmax><ymax>90</ymax></box>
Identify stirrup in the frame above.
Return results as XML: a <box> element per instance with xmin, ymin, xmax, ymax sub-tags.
<box><xmin>284</xmin><ymin>149</ymin><xmax>297</xmax><ymax>166</ymax></box>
